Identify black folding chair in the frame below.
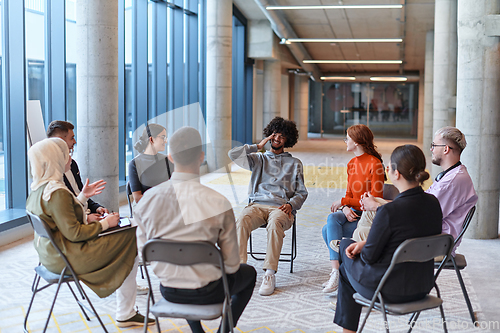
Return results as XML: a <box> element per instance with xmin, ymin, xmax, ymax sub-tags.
<box><xmin>142</xmin><ymin>239</ymin><xmax>234</xmax><ymax>333</ymax></box>
<box><xmin>24</xmin><ymin>211</ymin><xmax>108</xmax><ymax>333</ymax></box>
<box><xmin>126</xmin><ymin>181</ymin><xmax>134</xmax><ymax>217</ymax></box>
<box><xmin>434</xmin><ymin>206</ymin><xmax>477</xmax><ymax>324</ymax></box>
<box><xmin>354</xmin><ymin>234</ymin><xmax>454</xmax><ymax>333</ymax></box>
<box><xmin>248</xmin><ymin>216</ymin><xmax>297</xmax><ymax>273</ymax></box>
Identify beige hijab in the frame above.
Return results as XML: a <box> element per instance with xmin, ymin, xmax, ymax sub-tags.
<box><xmin>28</xmin><ymin>138</ymin><xmax>72</xmax><ymax>201</ymax></box>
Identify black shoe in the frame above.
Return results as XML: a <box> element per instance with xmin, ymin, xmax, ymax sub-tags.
<box><xmin>116</xmin><ymin>311</ymin><xmax>155</xmax><ymax>327</ymax></box>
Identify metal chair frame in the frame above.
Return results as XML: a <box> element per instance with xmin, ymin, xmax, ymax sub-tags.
<box><xmin>354</xmin><ymin>233</ymin><xmax>454</xmax><ymax>333</ymax></box>
<box><xmin>141</xmin><ymin>239</ymin><xmax>234</xmax><ymax>333</ymax></box>
<box><xmin>248</xmin><ymin>216</ymin><xmax>297</xmax><ymax>273</ymax></box>
<box><xmin>430</xmin><ymin>206</ymin><xmax>477</xmax><ymax>325</ymax></box>
<box><xmin>24</xmin><ymin>211</ymin><xmax>108</xmax><ymax>333</ymax></box>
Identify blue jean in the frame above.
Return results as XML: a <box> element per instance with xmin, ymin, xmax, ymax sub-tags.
<box><xmin>322</xmin><ymin>210</ymin><xmax>360</xmax><ymax>260</ymax></box>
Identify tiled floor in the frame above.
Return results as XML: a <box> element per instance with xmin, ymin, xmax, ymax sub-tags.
<box><xmin>1</xmin><ymin>138</ymin><xmax>499</xmax><ymax>333</ymax></box>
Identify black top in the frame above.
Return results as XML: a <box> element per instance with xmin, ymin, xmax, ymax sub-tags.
<box><xmin>63</xmin><ymin>159</ymin><xmax>102</xmax><ymax>213</ymax></box>
<box><xmin>128</xmin><ymin>153</ymin><xmax>174</xmax><ymax>194</ymax></box>
<box><xmin>348</xmin><ymin>186</ymin><xmax>442</xmax><ymax>297</ymax></box>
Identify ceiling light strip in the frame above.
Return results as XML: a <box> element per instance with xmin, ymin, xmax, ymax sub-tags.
<box><xmin>304</xmin><ymin>60</ymin><xmax>403</xmax><ymax>64</ymax></box>
<box><xmin>370</xmin><ymin>77</ymin><xmax>408</xmax><ymax>81</ymax></box>
<box><xmin>267</xmin><ymin>5</ymin><xmax>403</xmax><ymax>10</ymax></box>
<box><xmin>320</xmin><ymin>76</ymin><xmax>357</xmax><ymax>80</ymax></box>
<box><xmin>285</xmin><ymin>38</ymin><xmax>403</xmax><ymax>43</ymax></box>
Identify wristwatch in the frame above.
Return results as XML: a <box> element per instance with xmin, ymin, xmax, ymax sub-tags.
<box><xmin>337</xmin><ymin>205</ymin><xmax>346</xmax><ymax>212</ymax></box>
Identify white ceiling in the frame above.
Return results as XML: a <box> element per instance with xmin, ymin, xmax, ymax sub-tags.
<box><xmin>234</xmin><ymin>0</ymin><xmax>435</xmax><ymax>76</ymax></box>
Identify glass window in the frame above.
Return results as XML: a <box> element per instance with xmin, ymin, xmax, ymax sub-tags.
<box><xmin>124</xmin><ymin>0</ymin><xmax>134</xmax><ymax>171</ymax></box>
<box><xmin>0</xmin><ymin>1</ymin><xmax>5</xmax><ymax>211</ymax></box>
<box><xmin>320</xmin><ymin>82</ymin><xmax>419</xmax><ymax>138</ymax></box>
<box><xmin>66</xmin><ymin>0</ymin><xmax>77</xmax><ymax>135</ymax></box>
<box><xmin>25</xmin><ymin>0</ymin><xmax>46</xmax><ymax>118</ymax></box>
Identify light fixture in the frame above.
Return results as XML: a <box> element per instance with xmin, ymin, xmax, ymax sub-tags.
<box><xmin>320</xmin><ymin>76</ymin><xmax>356</xmax><ymax>80</ymax></box>
<box><xmin>285</xmin><ymin>38</ymin><xmax>403</xmax><ymax>43</ymax></box>
<box><xmin>266</xmin><ymin>5</ymin><xmax>403</xmax><ymax>10</ymax></box>
<box><xmin>370</xmin><ymin>76</ymin><xmax>408</xmax><ymax>81</ymax></box>
<box><xmin>304</xmin><ymin>60</ymin><xmax>402</xmax><ymax>64</ymax></box>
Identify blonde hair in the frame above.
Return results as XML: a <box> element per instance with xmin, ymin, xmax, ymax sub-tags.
<box><xmin>435</xmin><ymin>127</ymin><xmax>466</xmax><ymax>152</ymax></box>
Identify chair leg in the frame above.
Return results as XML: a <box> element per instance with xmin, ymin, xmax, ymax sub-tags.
<box><xmin>24</xmin><ymin>274</ymin><xmax>42</xmax><ymax>333</ymax></box>
<box><xmin>452</xmin><ymin>258</ymin><xmax>476</xmax><ymax>325</ymax></box>
<box><xmin>139</xmin><ymin>264</ymin><xmax>145</xmax><ymax>279</ymax></box>
<box><xmin>435</xmin><ymin>285</ymin><xmax>448</xmax><ymax>333</ymax></box>
<box><xmin>407</xmin><ymin>311</ymin><xmax>420</xmax><ymax>333</ymax></box>
<box><xmin>74</xmin><ymin>281</ymin><xmax>109</xmax><ymax>333</ymax></box>
<box><xmin>43</xmin><ymin>275</ymin><xmax>66</xmax><ymax>332</ymax></box>
<box><xmin>66</xmin><ymin>282</ymin><xmax>90</xmax><ymax>321</ymax></box>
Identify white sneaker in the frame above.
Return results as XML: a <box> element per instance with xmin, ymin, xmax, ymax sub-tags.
<box><xmin>137</xmin><ymin>285</ymin><xmax>149</xmax><ymax>295</ymax></box>
<box><xmin>259</xmin><ymin>274</ymin><xmax>276</xmax><ymax>296</ymax></box>
<box><xmin>322</xmin><ymin>270</ymin><xmax>339</xmax><ymax>293</ymax></box>
<box><xmin>328</xmin><ymin>301</ymin><xmax>336</xmax><ymax>311</ymax></box>
<box><xmin>329</xmin><ymin>240</ymin><xmax>341</xmax><ymax>253</ymax></box>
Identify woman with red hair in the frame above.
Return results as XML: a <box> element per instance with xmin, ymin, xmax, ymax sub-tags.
<box><xmin>321</xmin><ymin>125</ymin><xmax>385</xmax><ymax>293</ymax></box>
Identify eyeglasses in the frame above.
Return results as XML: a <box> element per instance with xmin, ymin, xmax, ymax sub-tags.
<box><xmin>156</xmin><ymin>135</ymin><xmax>167</xmax><ymax>142</ymax></box>
<box><xmin>430</xmin><ymin>142</ymin><xmax>451</xmax><ymax>150</ymax></box>
<box><xmin>343</xmin><ymin>138</ymin><xmax>348</xmax><ymax>143</ymax></box>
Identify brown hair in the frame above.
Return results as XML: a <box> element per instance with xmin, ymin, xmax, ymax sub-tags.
<box><xmin>390</xmin><ymin>145</ymin><xmax>429</xmax><ymax>185</ymax></box>
<box><xmin>46</xmin><ymin>120</ymin><xmax>74</xmax><ymax>138</ymax></box>
<box><xmin>347</xmin><ymin>124</ymin><xmax>383</xmax><ymax>163</ymax></box>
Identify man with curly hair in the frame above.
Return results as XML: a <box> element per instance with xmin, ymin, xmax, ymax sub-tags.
<box><xmin>228</xmin><ymin>117</ymin><xmax>308</xmax><ymax>296</ymax></box>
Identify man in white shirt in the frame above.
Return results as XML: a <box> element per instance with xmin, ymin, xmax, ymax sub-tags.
<box><xmin>134</xmin><ymin>126</ymin><xmax>256</xmax><ymax>333</ymax></box>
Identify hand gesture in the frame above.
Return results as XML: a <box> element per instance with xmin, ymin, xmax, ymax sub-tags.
<box><xmin>278</xmin><ymin>203</ymin><xmax>293</xmax><ymax>218</ymax></box>
<box><xmin>81</xmin><ymin>178</ymin><xmax>106</xmax><ymax>199</ymax></box>
<box><xmin>330</xmin><ymin>199</ymin><xmax>342</xmax><ymax>213</ymax></box>
<box><xmin>104</xmin><ymin>212</ymin><xmax>120</xmax><ymax>228</ymax></box>
<box><xmin>346</xmin><ymin>240</ymin><xmax>366</xmax><ymax>259</ymax></box>
<box><xmin>256</xmin><ymin>133</ymin><xmax>275</xmax><ymax>150</ymax></box>
<box><xmin>342</xmin><ymin>206</ymin><xmax>359</xmax><ymax>222</ymax></box>
<box><xmin>96</xmin><ymin>206</ymin><xmax>109</xmax><ymax>215</ymax></box>
<box><xmin>359</xmin><ymin>192</ymin><xmax>379</xmax><ymax>211</ymax></box>
<box><xmin>87</xmin><ymin>213</ymin><xmax>103</xmax><ymax>223</ymax></box>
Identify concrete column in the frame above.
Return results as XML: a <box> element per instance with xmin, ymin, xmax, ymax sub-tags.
<box><xmin>206</xmin><ymin>0</ymin><xmax>232</xmax><ymax>171</ymax></box>
<box><xmin>456</xmin><ymin>1</ymin><xmax>500</xmax><ymax>239</ymax></box>
<box><xmin>294</xmin><ymin>75</ymin><xmax>309</xmax><ymax>140</ymax></box>
<box><xmin>263</xmin><ymin>60</ymin><xmax>281</xmax><ymax>127</ymax></box>
<box><xmin>423</xmin><ymin>30</ymin><xmax>434</xmax><ymax>163</ymax></box>
<box><xmin>76</xmin><ymin>0</ymin><xmax>119</xmax><ymax>211</ymax></box>
<box><xmin>433</xmin><ymin>0</ymin><xmax>457</xmax><ymax>133</ymax></box>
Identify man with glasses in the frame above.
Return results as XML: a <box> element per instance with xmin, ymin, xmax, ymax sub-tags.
<box><xmin>359</xmin><ymin>126</ymin><xmax>477</xmax><ymax>256</ymax></box>
<box><xmin>47</xmin><ymin>120</ymin><xmax>109</xmax><ymax>222</ymax></box>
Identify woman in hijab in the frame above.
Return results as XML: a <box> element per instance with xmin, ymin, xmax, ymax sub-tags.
<box><xmin>26</xmin><ymin>137</ymin><xmax>154</xmax><ymax>327</ymax></box>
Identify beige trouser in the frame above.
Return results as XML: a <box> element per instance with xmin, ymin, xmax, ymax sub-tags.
<box><xmin>236</xmin><ymin>203</ymin><xmax>294</xmax><ymax>272</ymax></box>
<box><xmin>352</xmin><ymin>197</ymin><xmax>388</xmax><ymax>242</ymax></box>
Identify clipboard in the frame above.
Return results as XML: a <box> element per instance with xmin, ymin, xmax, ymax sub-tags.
<box><xmin>98</xmin><ymin>217</ymin><xmax>136</xmax><ymax>236</ymax></box>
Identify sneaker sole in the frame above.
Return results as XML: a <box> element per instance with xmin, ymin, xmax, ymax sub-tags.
<box><xmin>116</xmin><ymin>320</ymin><xmax>155</xmax><ymax>328</ymax></box>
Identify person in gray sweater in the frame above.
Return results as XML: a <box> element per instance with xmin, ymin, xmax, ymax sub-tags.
<box><xmin>228</xmin><ymin>117</ymin><xmax>308</xmax><ymax>296</ymax></box>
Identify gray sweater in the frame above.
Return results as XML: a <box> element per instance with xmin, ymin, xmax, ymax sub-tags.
<box><xmin>228</xmin><ymin>144</ymin><xmax>308</xmax><ymax>212</ymax></box>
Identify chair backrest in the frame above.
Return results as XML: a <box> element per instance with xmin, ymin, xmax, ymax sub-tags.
<box><xmin>26</xmin><ymin>210</ymin><xmax>79</xmax><ymax>277</ymax></box>
<box><xmin>126</xmin><ymin>182</ymin><xmax>133</xmax><ymax>217</ymax></box>
<box><xmin>383</xmin><ymin>183</ymin><xmax>399</xmax><ymax>200</ymax></box>
<box><xmin>376</xmin><ymin>234</ymin><xmax>454</xmax><ymax>295</ymax></box>
<box><xmin>454</xmin><ymin>206</ymin><xmax>476</xmax><ymax>246</ymax></box>
<box><xmin>142</xmin><ymin>239</ymin><xmax>225</xmax><ymax>271</ymax></box>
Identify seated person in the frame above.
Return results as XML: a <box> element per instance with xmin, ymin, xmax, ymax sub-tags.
<box><xmin>228</xmin><ymin>117</ymin><xmax>308</xmax><ymax>296</ymax></box>
<box><xmin>342</xmin><ymin>127</ymin><xmax>477</xmax><ymax>258</ymax></box>
<box><xmin>26</xmin><ymin>138</ymin><xmax>154</xmax><ymax>328</ymax></box>
<box><xmin>47</xmin><ymin>120</ymin><xmax>109</xmax><ymax>222</ymax></box>
<box><xmin>134</xmin><ymin>127</ymin><xmax>256</xmax><ymax>333</ymax></box>
<box><xmin>333</xmin><ymin>144</ymin><xmax>442</xmax><ymax>333</ymax></box>
<box><xmin>128</xmin><ymin>123</ymin><xmax>174</xmax><ymax>203</ymax></box>
<box><xmin>322</xmin><ymin>124</ymin><xmax>385</xmax><ymax>294</ymax></box>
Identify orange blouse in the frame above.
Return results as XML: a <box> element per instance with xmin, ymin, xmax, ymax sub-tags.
<box><xmin>340</xmin><ymin>153</ymin><xmax>385</xmax><ymax>211</ymax></box>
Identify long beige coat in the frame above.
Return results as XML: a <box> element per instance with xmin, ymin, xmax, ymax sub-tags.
<box><xmin>26</xmin><ymin>185</ymin><xmax>137</xmax><ymax>298</ymax></box>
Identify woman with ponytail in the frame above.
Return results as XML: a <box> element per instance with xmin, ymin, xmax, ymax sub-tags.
<box><xmin>332</xmin><ymin>145</ymin><xmax>442</xmax><ymax>333</ymax></box>
<box><xmin>322</xmin><ymin>124</ymin><xmax>385</xmax><ymax>293</ymax></box>
<box><xmin>128</xmin><ymin>124</ymin><xmax>174</xmax><ymax>203</ymax></box>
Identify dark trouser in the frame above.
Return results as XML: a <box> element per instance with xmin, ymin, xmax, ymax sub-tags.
<box><xmin>160</xmin><ymin>264</ymin><xmax>256</xmax><ymax>333</ymax></box>
<box><xmin>333</xmin><ymin>239</ymin><xmax>426</xmax><ymax>332</ymax></box>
